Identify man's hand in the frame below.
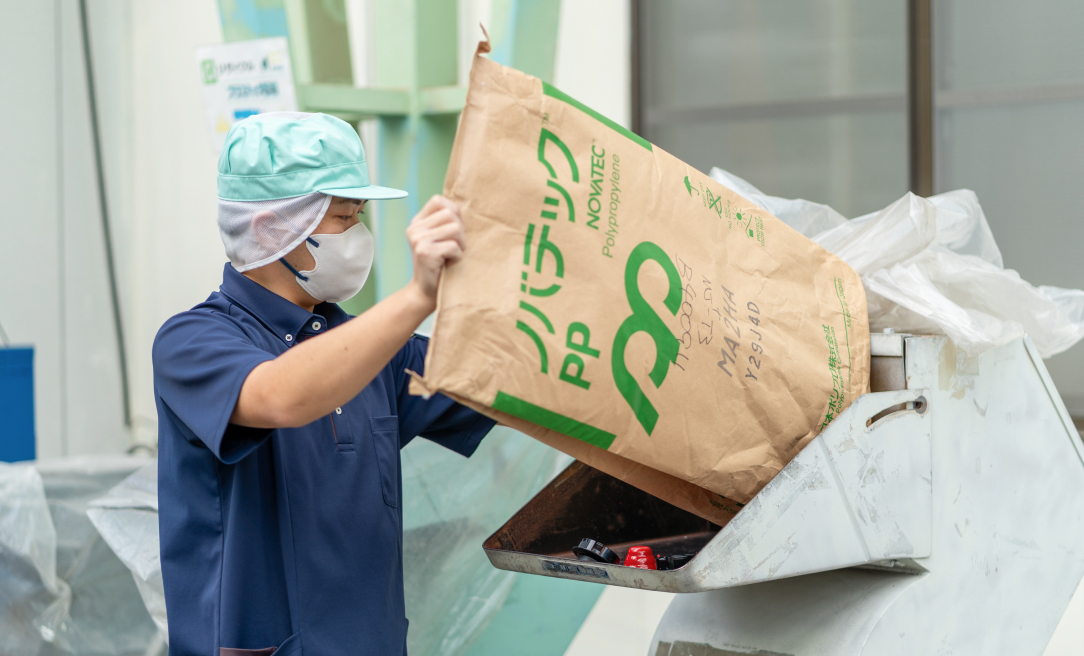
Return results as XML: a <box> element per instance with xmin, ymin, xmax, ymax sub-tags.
<box><xmin>406</xmin><ymin>195</ymin><xmax>466</xmax><ymax>305</ymax></box>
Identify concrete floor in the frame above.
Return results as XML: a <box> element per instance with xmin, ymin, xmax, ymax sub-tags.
<box><xmin>564</xmin><ymin>587</ymin><xmax>675</xmax><ymax>656</ymax></box>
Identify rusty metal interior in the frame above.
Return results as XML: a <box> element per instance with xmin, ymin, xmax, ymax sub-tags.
<box><xmin>484</xmin><ymin>460</ymin><xmax>722</xmax><ymax>565</ymax></box>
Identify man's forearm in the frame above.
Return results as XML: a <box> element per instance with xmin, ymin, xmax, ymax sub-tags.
<box><xmin>230</xmin><ymin>282</ymin><xmax>435</xmax><ymax>428</ymax></box>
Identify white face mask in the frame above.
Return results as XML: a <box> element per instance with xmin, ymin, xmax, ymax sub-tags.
<box><xmin>290</xmin><ymin>222</ymin><xmax>375</xmax><ymax>303</ymax></box>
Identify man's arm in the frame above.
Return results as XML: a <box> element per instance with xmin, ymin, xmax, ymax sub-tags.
<box><xmin>229</xmin><ymin>195</ymin><xmax>466</xmax><ymax>429</ymax></box>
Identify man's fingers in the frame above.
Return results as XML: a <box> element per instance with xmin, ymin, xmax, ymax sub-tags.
<box><xmin>415</xmin><ymin>195</ymin><xmax>460</xmax><ymax>221</ymax></box>
<box><xmin>416</xmin><ymin>195</ymin><xmax>448</xmax><ymax>217</ymax></box>
<box><xmin>414</xmin><ymin>234</ymin><xmax>466</xmax><ymax>261</ymax></box>
<box><xmin>408</xmin><ymin>212</ymin><xmax>466</xmax><ymax>250</ymax></box>
<box><xmin>431</xmin><ymin>240</ymin><xmax>464</xmax><ymax>264</ymax></box>
<box><xmin>407</xmin><ymin>209</ymin><xmax>463</xmax><ymax>242</ymax></box>
<box><xmin>408</xmin><ymin>196</ymin><xmax>466</xmax><ymax>294</ymax></box>
<box><xmin>415</xmin><ymin>232</ymin><xmax>465</xmax><ymax>264</ymax></box>
<box><xmin>410</xmin><ymin>208</ymin><xmax>461</xmax><ymax>233</ymax></box>
<box><xmin>421</xmin><ymin>221</ymin><xmax>467</xmax><ymax>251</ymax></box>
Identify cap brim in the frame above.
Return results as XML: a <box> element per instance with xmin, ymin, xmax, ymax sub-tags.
<box><xmin>320</xmin><ymin>185</ymin><xmax>408</xmax><ymax>200</ymax></box>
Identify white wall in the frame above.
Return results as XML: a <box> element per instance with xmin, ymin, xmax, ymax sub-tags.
<box><xmin>0</xmin><ymin>0</ymin><xmax>226</xmax><ymax>456</ymax></box>
<box><xmin>0</xmin><ymin>0</ymin><xmax>134</xmax><ymax>458</ymax></box>
<box><xmin>0</xmin><ymin>1</ymin><xmax>63</xmax><ymax>456</ymax></box>
<box><xmin>126</xmin><ymin>1</ymin><xmax>226</xmax><ymax>446</ymax></box>
<box><xmin>553</xmin><ymin>0</ymin><xmax>631</xmax><ymax>130</ymax></box>
<box><xmin>59</xmin><ymin>0</ymin><xmax>132</xmax><ymax>457</ymax></box>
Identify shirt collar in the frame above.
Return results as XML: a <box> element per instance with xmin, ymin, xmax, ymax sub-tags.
<box><xmin>219</xmin><ymin>263</ymin><xmax>349</xmax><ymax>346</ymax></box>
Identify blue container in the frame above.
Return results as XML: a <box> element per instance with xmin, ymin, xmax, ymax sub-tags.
<box><xmin>0</xmin><ymin>347</ymin><xmax>35</xmax><ymax>462</ymax></box>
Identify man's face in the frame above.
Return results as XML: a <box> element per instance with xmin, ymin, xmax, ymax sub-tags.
<box><xmin>313</xmin><ymin>197</ymin><xmax>365</xmax><ymax>235</ymax></box>
<box><xmin>283</xmin><ymin>197</ymin><xmax>366</xmax><ymax>272</ymax></box>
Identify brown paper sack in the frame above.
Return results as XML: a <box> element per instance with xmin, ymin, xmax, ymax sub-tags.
<box><xmin>411</xmin><ymin>41</ymin><xmax>870</xmax><ymax>527</ymax></box>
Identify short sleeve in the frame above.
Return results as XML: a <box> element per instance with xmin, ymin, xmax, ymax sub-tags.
<box><xmin>152</xmin><ymin>309</ymin><xmax>277</xmax><ymax>463</ymax></box>
<box><xmin>392</xmin><ymin>335</ymin><xmax>496</xmax><ymax>457</ymax></box>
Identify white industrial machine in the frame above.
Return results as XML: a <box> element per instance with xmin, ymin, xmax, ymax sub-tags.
<box><xmin>483</xmin><ymin>334</ymin><xmax>1084</xmax><ymax>655</ymax></box>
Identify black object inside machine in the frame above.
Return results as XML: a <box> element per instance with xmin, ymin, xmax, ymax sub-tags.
<box><xmin>484</xmin><ymin>461</ymin><xmax>722</xmax><ymax>570</ymax></box>
<box><xmin>572</xmin><ymin>538</ymin><xmax>620</xmax><ymax>564</ymax></box>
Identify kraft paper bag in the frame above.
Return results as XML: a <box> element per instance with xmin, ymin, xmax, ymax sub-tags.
<box><xmin>411</xmin><ymin>41</ymin><xmax>870</xmax><ymax>526</ymax></box>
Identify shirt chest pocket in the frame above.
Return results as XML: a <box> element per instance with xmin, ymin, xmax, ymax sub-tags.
<box><xmin>368</xmin><ymin>416</ymin><xmax>401</xmax><ymax>508</ymax></box>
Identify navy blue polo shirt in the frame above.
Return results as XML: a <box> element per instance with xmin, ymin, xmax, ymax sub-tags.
<box><xmin>153</xmin><ymin>263</ymin><xmax>495</xmax><ymax>656</ymax></box>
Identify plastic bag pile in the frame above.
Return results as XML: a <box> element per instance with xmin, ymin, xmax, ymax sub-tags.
<box><xmin>0</xmin><ymin>458</ymin><xmax>161</xmax><ymax>656</ymax></box>
<box><xmin>85</xmin><ymin>463</ymin><xmax>167</xmax><ymax>644</ymax></box>
<box><xmin>1</xmin><ymin>432</ymin><xmax>568</xmax><ymax>656</ymax></box>
<box><xmin>711</xmin><ymin>168</ymin><xmax>1084</xmax><ymax>358</ymax></box>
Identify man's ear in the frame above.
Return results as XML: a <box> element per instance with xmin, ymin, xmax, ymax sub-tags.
<box><xmin>251</xmin><ymin>211</ymin><xmax>317</xmax><ymax>273</ymax></box>
<box><xmin>250</xmin><ymin>210</ymin><xmax>288</xmax><ymax>252</ymax></box>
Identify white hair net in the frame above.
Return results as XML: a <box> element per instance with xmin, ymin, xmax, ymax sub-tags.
<box><xmin>217</xmin><ymin>192</ymin><xmax>332</xmax><ymax>272</ymax></box>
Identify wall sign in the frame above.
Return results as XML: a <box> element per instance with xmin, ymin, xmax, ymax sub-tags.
<box><xmin>196</xmin><ymin>37</ymin><xmax>298</xmax><ymax>152</ymax></box>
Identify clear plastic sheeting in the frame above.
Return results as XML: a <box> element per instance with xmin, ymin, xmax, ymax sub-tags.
<box><xmin>0</xmin><ymin>456</ymin><xmax>160</xmax><ymax>656</ymax></box>
<box><xmin>86</xmin><ymin>464</ymin><xmax>166</xmax><ymax>643</ymax></box>
<box><xmin>710</xmin><ymin>168</ymin><xmax>1084</xmax><ymax>357</ymax></box>
<box><xmin>709</xmin><ymin>168</ymin><xmax>849</xmax><ymax>239</ymax></box>
<box><xmin>401</xmin><ymin>427</ymin><xmax>571</xmax><ymax>656</ymax></box>
<box><xmin>0</xmin><ymin>462</ymin><xmax>68</xmax><ymax>651</ymax></box>
<box><xmin>3</xmin><ymin>431</ymin><xmax>567</xmax><ymax>656</ymax></box>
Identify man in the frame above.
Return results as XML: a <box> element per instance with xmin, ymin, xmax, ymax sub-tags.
<box><xmin>153</xmin><ymin>112</ymin><xmax>495</xmax><ymax>655</ymax></box>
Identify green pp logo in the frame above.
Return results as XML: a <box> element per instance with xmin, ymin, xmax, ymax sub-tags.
<box><xmin>200</xmin><ymin>59</ymin><xmax>217</xmax><ymax>85</ymax></box>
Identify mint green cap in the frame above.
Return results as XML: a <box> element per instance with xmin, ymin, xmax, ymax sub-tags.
<box><xmin>217</xmin><ymin>112</ymin><xmax>407</xmax><ymax>202</ymax></box>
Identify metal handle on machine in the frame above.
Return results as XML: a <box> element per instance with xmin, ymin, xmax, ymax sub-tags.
<box><xmin>863</xmin><ymin>390</ymin><xmax>930</xmax><ymax>429</ymax></box>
